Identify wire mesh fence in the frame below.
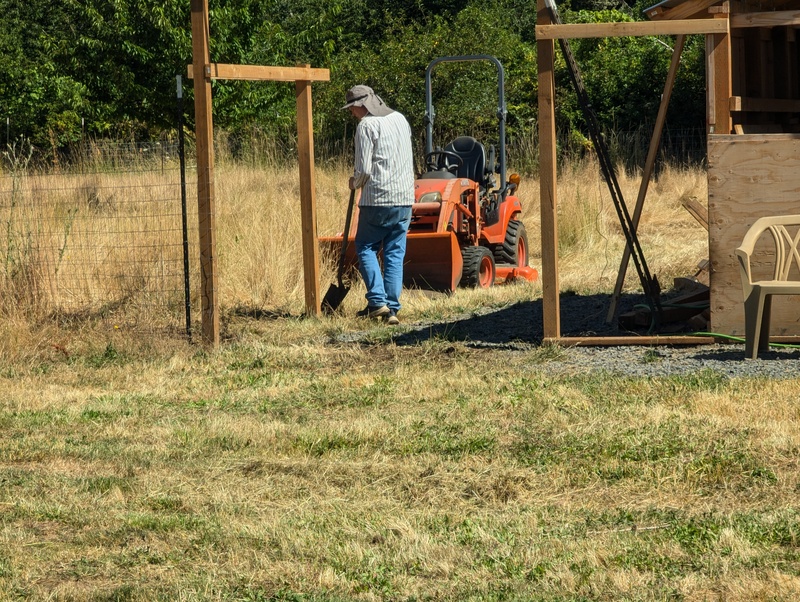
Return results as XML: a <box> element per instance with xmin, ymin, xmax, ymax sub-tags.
<box><xmin>0</xmin><ymin>139</ymin><xmax>197</xmax><ymax>336</ymax></box>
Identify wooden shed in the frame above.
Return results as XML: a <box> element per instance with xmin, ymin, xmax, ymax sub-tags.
<box><xmin>536</xmin><ymin>0</ymin><xmax>800</xmax><ymax>343</ymax></box>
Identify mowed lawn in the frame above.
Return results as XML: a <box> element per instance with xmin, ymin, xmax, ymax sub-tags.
<box><xmin>2</xmin><ymin>160</ymin><xmax>799</xmax><ymax>600</ymax></box>
<box><xmin>2</xmin><ymin>313</ymin><xmax>800</xmax><ymax>601</ymax></box>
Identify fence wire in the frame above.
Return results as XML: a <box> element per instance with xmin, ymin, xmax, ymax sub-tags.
<box><xmin>0</xmin><ymin>140</ymin><xmax>197</xmax><ymax>335</ymax></box>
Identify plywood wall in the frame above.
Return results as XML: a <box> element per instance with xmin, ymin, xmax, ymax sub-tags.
<box><xmin>707</xmin><ymin>134</ymin><xmax>800</xmax><ymax>336</ymax></box>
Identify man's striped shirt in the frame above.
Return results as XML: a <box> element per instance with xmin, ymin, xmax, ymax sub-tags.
<box><xmin>352</xmin><ymin>112</ymin><xmax>415</xmax><ymax>207</ymax></box>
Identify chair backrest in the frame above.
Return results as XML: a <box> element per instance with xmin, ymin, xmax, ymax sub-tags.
<box><xmin>735</xmin><ymin>214</ymin><xmax>800</xmax><ymax>292</ymax></box>
<box><xmin>444</xmin><ymin>136</ymin><xmax>486</xmax><ymax>184</ymax></box>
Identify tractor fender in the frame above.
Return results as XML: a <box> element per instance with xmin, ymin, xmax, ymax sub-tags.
<box><xmin>482</xmin><ymin>194</ymin><xmax>523</xmax><ymax>245</ymax></box>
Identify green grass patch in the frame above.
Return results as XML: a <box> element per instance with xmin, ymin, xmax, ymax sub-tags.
<box><xmin>3</xmin><ymin>327</ymin><xmax>800</xmax><ymax>601</ymax></box>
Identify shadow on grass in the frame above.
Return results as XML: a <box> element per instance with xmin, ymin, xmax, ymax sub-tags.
<box><xmin>393</xmin><ymin>291</ymin><xmax>651</xmax><ymax>347</ymax></box>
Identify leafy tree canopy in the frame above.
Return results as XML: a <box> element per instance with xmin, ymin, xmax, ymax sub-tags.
<box><xmin>1</xmin><ymin>0</ymin><xmax>706</xmax><ymax>160</ymax></box>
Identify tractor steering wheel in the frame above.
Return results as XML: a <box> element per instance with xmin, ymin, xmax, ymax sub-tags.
<box><xmin>425</xmin><ymin>150</ymin><xmax>463</xmax><ymax>174</ymax></box>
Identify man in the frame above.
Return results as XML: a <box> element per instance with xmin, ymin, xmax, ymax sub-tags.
<box><xmin>343</xmin><ymin>84</ymin><xmax>415</xmax><ymax>325</ymax></box>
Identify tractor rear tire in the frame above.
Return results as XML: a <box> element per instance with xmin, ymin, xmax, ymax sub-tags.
<box><xmin>494</xmin><ymin>220</ymin><xmax>529</xmax><ymax>267</ymax></box>
<box><xmin>460</xmin><ymin>246</ymin><xmax>496</xmax><ymax>288</ymax></box>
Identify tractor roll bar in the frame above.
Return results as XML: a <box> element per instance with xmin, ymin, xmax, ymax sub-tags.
<box><xmin>424</xmin><ymin>55</ymin><xmax>507</xmax><ymax>197</ymax></box>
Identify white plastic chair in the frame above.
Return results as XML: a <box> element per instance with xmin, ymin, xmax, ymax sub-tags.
<box><xmin>735</xmin><ymin>215</ymin><xmax>800</xmax><ymax>359</ymax></box>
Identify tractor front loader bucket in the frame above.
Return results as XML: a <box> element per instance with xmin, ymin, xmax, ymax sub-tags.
<box><xmin>404</xmin><ymin>231</ymin><xmax>463</xmax><ymax>292</ymax></box>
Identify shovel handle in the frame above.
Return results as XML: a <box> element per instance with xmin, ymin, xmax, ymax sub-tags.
<box><xmin>337</xmin><ymin>188</ymin><xmax>357</xmax><ymax>286</ymax></box>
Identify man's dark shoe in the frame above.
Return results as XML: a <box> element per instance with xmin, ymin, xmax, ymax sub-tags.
<box><xmin>385</xmin><ymin>310</ymin><xmax>400</xmax><ymax>325</ymax></box>
<box><xmin>357</xmin><ymin>305</ymin><xmax>390</xmax><ymax>319</ymax></box>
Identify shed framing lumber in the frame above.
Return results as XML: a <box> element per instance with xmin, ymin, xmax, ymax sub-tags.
<box><xmin>730</xmin><ymin>96</ymin><xmax>800</xmax><ymax>112</ymax></box>
<box><xmin>606</xmin><ymin>35</ymin><xmax>686</xmax><ymax>323</ymax></box>
<box><xmin>544</xmin><ymin>336</ymin><xmax>717</xmax><ymax>346</ymax></box>
<box><xmin>646</xmin><ymin>0</ymin><xmax>721</xmax><ymax>21</ymax></box>
<box><xmin>536</xmin><ymin>0</ymin><xmax>727</xmax><ymax>346</ymax></box>
<box><xmin>187</xmin><ymin>63</ymin><xmax>329</xmax><ymax>82</ymax></box>
<box><xmin>189</xmin><ymin>0</ymin><xmax>329</xmax><ymax>346</ymax></box>
<box><xmin>545</xmin><ymin>335</ymin><xmax>800</xmax><ymax>346</ymax></box>
<box><xmin>731</xmin><ymin>10</ymin><xmax>800</xmax><ymax>28</ymax></box>
<box><xmin>707</xmin><ymin>13</ymin><xmax>732</xmax><ymax>134</ymax></box>
<box><xmin>535</xmin><ymin>18</ymin><xmax>727</xmax><ymax>39</ymax></box>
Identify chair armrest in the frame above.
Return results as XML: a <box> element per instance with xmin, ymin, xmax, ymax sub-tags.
<box><xmin>734</xmin><ymin>246</ymin><xmax>753</xmax><ymax>298</ymax></box>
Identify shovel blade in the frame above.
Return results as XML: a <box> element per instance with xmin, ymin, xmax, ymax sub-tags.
<box><xmin>321</xmin><ymin>282</ymin><xmax>351</xmax><ymax>314</ymax></box>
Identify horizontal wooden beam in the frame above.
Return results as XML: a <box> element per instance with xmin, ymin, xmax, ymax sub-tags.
<box><xmin>543</xmin><ymin>335</ymin><xmax>717</xmax><ymax>346</ymax></box>
<box><xmin>730</xmin><ymin>95</ymin><xmax>800</xmax><ymax>112</ymax></box>
<box><xmin>187</xmin><ymin>63</ymin><xmax>330</xmax><ymax>82</ymax></box>
<box><xmin>545</xmin><ymin>335</ymin><xmax>800</xmax><ymax>346</ymax></box>
<box><xmin>535</xmin><ymin>18</ymin><xmax>728</xmax><ymax>39</ymax></box>
<box><xmin>731</xmin><ymin>10</ymin><xmax>800</xmax><ymax>28</ymax></box>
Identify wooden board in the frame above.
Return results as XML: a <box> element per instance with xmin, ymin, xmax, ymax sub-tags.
<box><xmin>731</xmin><ymin>10</ymin><xmax>800</xmax><ymax>29</ymax></box>
<box><xmin>545</xmin><ymin>335</ymin><xmax>800</xmax><ymax>346</ymax></box>
<box><xmin>681</xmin><ymin>197</ymin><xmax>710</xmax><ymax>230</ymax></box>
<box><xmin>190</xmin><ymin>0</ymin><xmax>219</xmax><ymax>346</ymax></box>
<box><xmin>730</xmin><ymin>96</ymin><xmax>800</xmax><ymax>112</ymax></box>
<box><xmin>707</xmin><ymin>134</ymin><xmax>800</xmax><ymax>336</ymax></box>
<box><xmin>187</xmin><ymin>63</ymin><xmax>330</xmax><ymax>82</ymax></box>
<box><xmin>535</xmin><ymin>18</ymin><xmax>727</xmax><ymax>39</ymax></box>
<box><xmin>646</xmin><ymin>0</ymin><xmax>720</xmax><ymax>20</ymax></box>
<box><xmin>707</xmin><ymin>14</ymin><xmax>732</xmax><ymax>134</ymax></box>
<box><xmin>296</xmin><ymin>79</ymin><xmax>321</xmax><ymax>316</ymax></box>
<box><xmin>544</xmin><ymin>336</ymin><xmax>716</xmax><ymax>346</ymax></box>
<box><xmin>538</xmin><ymin>0</ymin><xmax>560</xmax><ymax>339</ymax></box>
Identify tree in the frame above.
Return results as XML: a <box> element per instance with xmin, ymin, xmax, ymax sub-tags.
<box><xmin>0</xmin><ymin>0</ymin><xmax>706</xmax><ymax>163</ymax></box>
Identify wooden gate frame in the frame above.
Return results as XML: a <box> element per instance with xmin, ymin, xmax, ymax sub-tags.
<box><xmin>535</xmin><ymin>2</ymin><xmax>729</xmax><ymax>346</ymax></box>
<box><xmin>189</xmin><ymin>0</ymin><xmax>329</xmax><ymax>346</ymax></box>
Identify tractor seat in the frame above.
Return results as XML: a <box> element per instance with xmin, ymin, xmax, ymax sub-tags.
<box><xmin>444</xmin><ymin>136</ymin><xmax>486</xmax><ymax>184</ymax></box>
<box><xmin>419</xmin><ymin>170</ymin><xmax>456</xmax><ymax>180</ymax></box>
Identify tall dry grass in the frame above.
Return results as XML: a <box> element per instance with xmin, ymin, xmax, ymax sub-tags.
<box><xmin>214</xmin><ymin>157</ymin><xmax>707</xmax><ymax>313</ymax></box>
<box><xmin>0</xmin><ymin>149</ymin><xmax>709</xmax><ymax>332</ymax></box>
<box><xmin>0</xmin><ymin>157</ymin><xmax>189</xmax><ymax>328</ymax></box>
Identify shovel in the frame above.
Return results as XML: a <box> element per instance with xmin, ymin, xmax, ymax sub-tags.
<box><xmin>322</xmin><ymin>188</ymin><xmax>357</xmax><ymax>314</ymax></box>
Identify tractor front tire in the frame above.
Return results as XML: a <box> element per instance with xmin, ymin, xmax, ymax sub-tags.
<box><xmin>494</xmin><ymin>220</ymin><xmax>529</xmax><ymax>267</ymax></box>
<box><xmin>460</xmin><ymin>246</ymin><xmax>496</xmax><ymax>288</ymax></box>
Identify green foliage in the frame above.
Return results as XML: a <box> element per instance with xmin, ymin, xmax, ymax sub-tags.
<box><xmin>0</xmin><ymin>0</ymin><xmax>192</xmax><ymax>146</ymax></box>
<box><xmin>319</xmin><ymin>1</ymin><xmax>539</xmax><ymax>153</ymax></box>
<box><xmin>555</xmin><ymin>8</ymin><xmax>705</xmax><ymax>157</ymax></box>
<box><xmin>0</xmin><ymin>0</ymin><xmax>706</xmax><ymax>161</ymax></box>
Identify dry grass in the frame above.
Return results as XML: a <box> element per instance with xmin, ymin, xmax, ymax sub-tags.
<box><xmin>2</xmin><ymin>329</ymin><xmax>800</xmax><ymax>601</ymax></box>
<box><xmin>209</xmin><ymin>157</ymin><xmax>707</xmax><ymax>317</ymax></box>
<box><xmin>6</xmin><ymin>158</ymin><xmax>798</xmax><ymax>602</ymax></box>
<box><xmin>0</xmin><ymin>165</ymin><xmax>189</xmax><ymax>329</ymax></box>
<box><xmin>0</xmin><ymin>154</ymin><xmax>709</xmax><ymax>322</ymax></box>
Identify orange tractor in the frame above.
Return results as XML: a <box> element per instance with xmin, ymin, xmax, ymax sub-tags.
<box><xmin>322</xmin><ymin>55</ymin><xmax>538</xmax><ymax>293</ymax></box>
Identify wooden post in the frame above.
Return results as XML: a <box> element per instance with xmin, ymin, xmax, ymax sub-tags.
<box><xmin>707</xmin><ymin>10</ymin><xmax>732</xmax><ymax>134</ymax></box>
<box><xmin>606</xmin><ymin>35</ymin><xmax>686</xmax><ymax>323</ymax></box>
<box><xmin>190</xmin><ymin>0</ymin><xmax>219</xmax><ymax>346</ymax></box>
<box><xmin>187</xmin><ymin>22</ymin><xmax>329</xmax><ymax>341</ymax></box>
<box><xmin>296</xmin><ymin>73</ymin><xmax>321</xmax><ymax>316</ymax></box>
<box><xmin>538</xmin><ymin>0</ymin><xmax>560</xmax><ymax>339</ymax></box>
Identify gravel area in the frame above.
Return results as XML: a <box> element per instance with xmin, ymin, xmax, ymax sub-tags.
<box><xmin>345</xmin><ymin>292</ymin><xmax>800</xmax><ymax>379</ymax></box>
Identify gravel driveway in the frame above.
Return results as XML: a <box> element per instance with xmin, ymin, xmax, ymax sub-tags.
<box><xmin>384</xmin><ymin>293</ymin><xmax>800</xmax><ymax>379</ymax></box>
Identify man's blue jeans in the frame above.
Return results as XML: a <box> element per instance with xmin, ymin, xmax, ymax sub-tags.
<box><xmin>355</xmin><ymin>205</ymin><xmax>412</xmax><ymax>313</ymax></box>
